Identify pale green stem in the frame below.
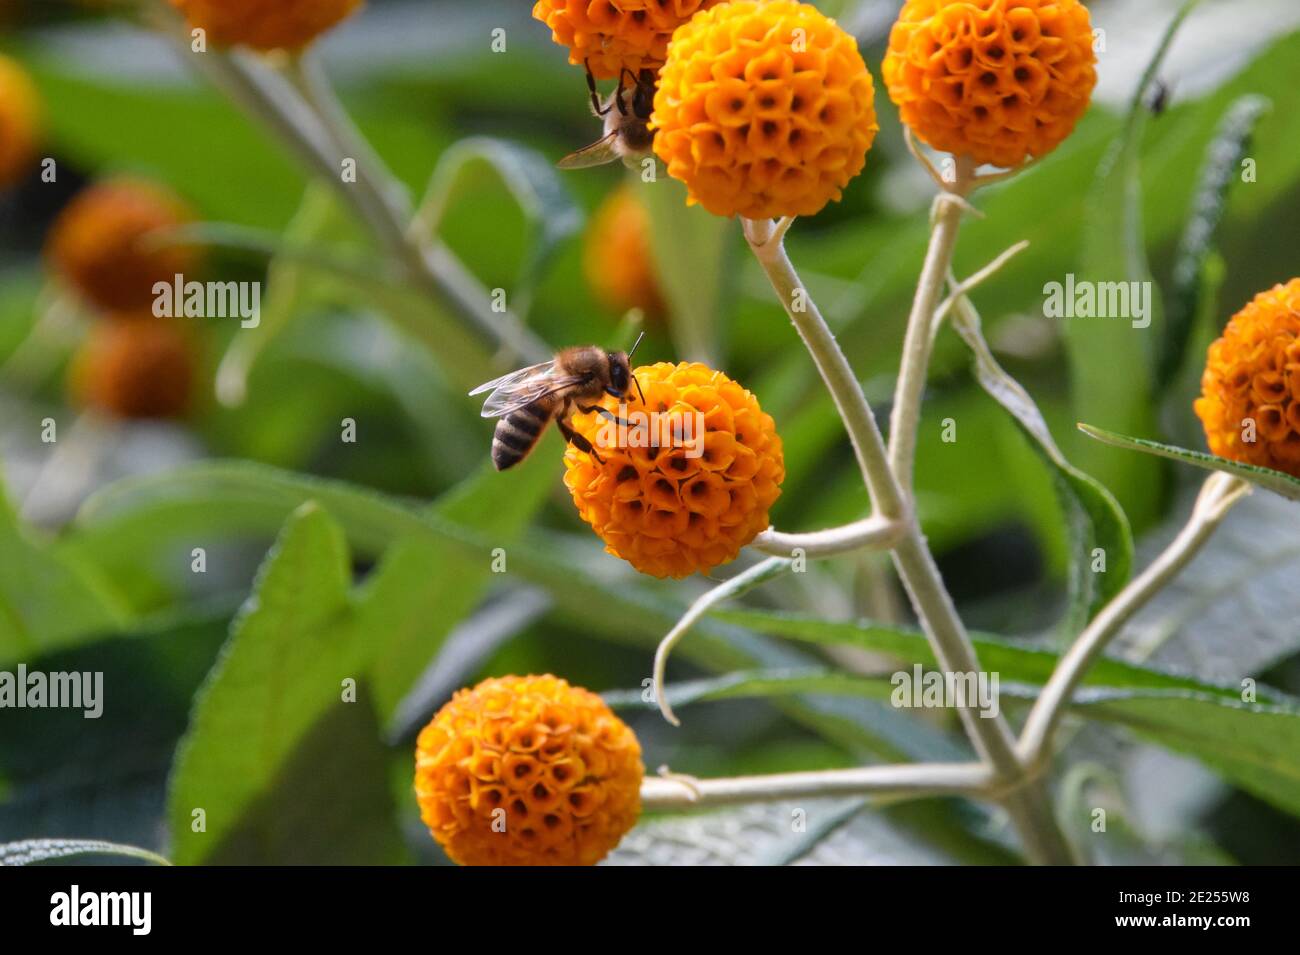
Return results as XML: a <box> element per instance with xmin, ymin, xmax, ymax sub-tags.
<box><xmin>1018</xmin><ymin>472</ymin><xmax>1251</xmax><ymax>772</ymax></box>
<box><xmin>640</xmin><ymin>761</ymin><xmax>996</xmax><ymax>809</ymax></box>
<box><xmin>742</xmin><ymin>215</ymin><xmax>1076</xmax><ymax>865</ymax></box>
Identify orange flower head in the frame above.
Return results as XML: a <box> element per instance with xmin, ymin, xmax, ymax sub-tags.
<box><xmin>1195</xmin><ymin>279</ymin><xmax>1300</xmax><ymax>477</ymax></box>
<box><xmin>414</xmin><ymin>674</ymin><xmax>643</xmax><ymax>866</ymax></box>
<box><xmin>70</xmin><ymin>314</ymin><xmax>195</xmax><ymax>420</ymax></box>
<box><xmin>564</xmin><ymin>361</ymin><xmax>784</xmax><ymax>578</ymax></box>
<box><xmin>531</xmin><ymin>0</ymin><xmax>724</xmax><ymax>81</ymax></box>
<box><xmin>46</xmin><ymin>178</ymin><xmax>199</xmax><ymax>314</ymax></box>
<box><xmin>585</xmin><ymin>185</ymin><xmax>666</xmax><ymax>321</ymax></box>
<box><xmin>169</xmin><ymin>0</ymin><xmax>363</xmax><ymax>52</ymax></box>
<box><xmin>652</xmin><ymin>0</ymin><xmax>879</xmax><ymax>220</ymax></box>
<box><xmin>882</xmin><ymin>0</ymin><xmax>1097</xmax><ymax>169</ymax></box>
<box><xmin>0</xmin><ymin>53</ymin><xmax>41</xmax><ymax>189</ymax></box>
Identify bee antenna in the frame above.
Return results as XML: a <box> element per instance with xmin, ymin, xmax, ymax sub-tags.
<box><xmin>632</xmin><ymin>373</ymin><xmax>646</xmax><ymax>406</ymax></box>
<box><xmin>627</xmin><ymin>330</ymin><xmax>646</xmax><ymax>359</ymax></box>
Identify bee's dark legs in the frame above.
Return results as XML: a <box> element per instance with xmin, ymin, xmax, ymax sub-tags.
<box><xmin>613</xmin><ymin>72</ymin><xmax>629</xmax><ymax>116</ymax></box>
<box><xmin>559</xmin><ymin>418</ymin><xmax>605</xmax><ymax>464</ymax></box>
<box><xmin>579</xmin><ymin>405</ymin><xmax>631</xmax><ymax>428</ymax></box>
<box><xmin>585</xmin><ymin>60</ymin><xmax>611</xmax><ymax>116</ymax></box>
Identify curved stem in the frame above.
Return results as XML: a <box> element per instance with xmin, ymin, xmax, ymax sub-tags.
<box><xmin>1018</xmin><ymin>472</ymin><xmax>1251</xmax><ymax>772</ymax></box>
<box><xmin>743</xmin><ymin>218</ymin><xmax>905</xmax><ymax>521</ymax></box>
<box><xmin>640</xmin><ymin>761</ymin><xmax>996</xmax><ymax>810</ymax></box>
<box><xmin>887</xmin><ymin>161</ymin><xmax>974</xmax><ymax>489</ymax></box>
<box><xmin>750</xmin><ymin>515</ymin><xmax>905</xmax><ymax>558</ymax></box>
<box><xmin>743</xmin><ymin>216</ymin><xmax>1075</xmax><ymax>864</ymax></box>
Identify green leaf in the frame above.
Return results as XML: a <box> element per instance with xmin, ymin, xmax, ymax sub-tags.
<box><xmin>166</xmin><ymin>503</ymin><xmax>369</xmax><ymax>864</ymax></box>
<box><xmin>1160</xmin><ymin>95</ymin><xmax>1271</xmax><ymax>386</ymax></box>
<box><xmin>709</xmin><ymin>608</ymin><xmax>1247</xmax><ymax>698</ymax></box>
<box><xmin>0</xmin><ymin>839</ymin><xmax>170</xmax><ymax>867</ymax></box>
<box><xmin>66</xmin><ymin>462</ymin><xmax>962</xmax><ymax>764</ymax></box>
<box><xmin>1068</xmin><ymin>0</ymin><xmax>1204</xmax><ymax>529</ymax></box>
<box><xmin>1079</xmin><ymin>424</ymin><xmax>1300</xmax><ymax>501</ymax></box>
<box><xmin>641</xmin><ymin>176</ymin><xmax>732</xmax><ymax>363</ymax></box>
<box><xmin>414</xmin><ymin>136</ymin><xmax>582</xmax><ymax>318</ymax></box>
<box><xmin>1074</xmin><ymin>688</ymin><xmax>1300</xmax><ymax>819</ymax></box>
<box><xmin>952</xmin><ymin>299</ymin><xmax>1132</xmax><ymax>630</ymax></box>
<box><xmin>0</xmin><ymin>482</ymin><xmax>128</xmax><ymax>664</ymax></box>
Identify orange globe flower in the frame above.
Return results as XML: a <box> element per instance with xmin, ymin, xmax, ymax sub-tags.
<box><xmin>882</xmin><ymin>0</ymin><xmax>1097</xmax><ymax>169</ymax></box>
<box><xmin>564</xmin><ymin>361</ymin><xmax>784</xmax><ymax>578</ymax></box>
<box><xmin>70</xmin><ymin>315</ymin><xmax>195</xmax><ymax>420</ymax></box>
<box><xmin>651</xmin><ymin>0</ymin><xmax>879</xmax><ymax>219</ymax></box>
<box><xmin>0</xmin><ymin>53</ymin><xmax>41</xmax><ymax>189</ymax></box>
<box><xmin>414</xmin><ymin>675</ymin><xmax>643</xmax><ymax>867</ymax></box>
<box><xmin>585</xmin><ymin>185</ymin><xmax>666</xmax><ymax>321</ymax></box>
<box><xmin>532</xmin><ymin>0</ymin><xmax>723</xmax><ymax>81</ymax></box>
<box><xmin>46</xmin><ymin>178</ymin><xmax>199</xmax><ymax>314</ymax></box>
<box><xmin>169</xmin><ymin>0</ymin><xmax>362</xmax><ymax>52</ymax></box>
<box><xmin>1195</xmin><ymin>279</ymin><xmax>1300</xmax><ymax>477</ymax></box>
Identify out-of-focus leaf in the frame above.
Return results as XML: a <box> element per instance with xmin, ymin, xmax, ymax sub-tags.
<box><xmin>1075</xmin><ymin>687</ymin><xmax>1300</xmax><ymax>820</ymax></box>
<box><xmin>1068</xmin><ymin>0</ymin><xmax>1204</xmax><ymax>529</ymax></box>
<box><xmin>167</xmin><ymin>503</ymin><xmax>362</xmax><ymax>864</ymax></box>
<box><xmin>756</xmin><ymin>798</ymin><xmax>870</xmax><ymax>866</ymax></box>
<box><xmin>0</xmin><ymin>481</ymin><xmax>128</xmax><ymax>665</ymax></box>
<box><xmin>414</xmin><ymin>136</ymin><xmax>582</xmax><ymax>318</ymax></box>
<box><xmin>709</xmin><ymin>608</ymin><xmax>1249</xmax><ymax>698</ymax></box>
<box><xmin>641</xmin><ymin>175</ymin><xmax>731</xmax><ymax>364</ymax></box>
<box><xmin>0</xmin><ymin>838</ymin><xmax>170</xmax><ymax>867</ymax></box>
<box><xmin>1079</xmin><ymin>424</ymin><xmax>1300</xmax><ymax>501</ymax></box>
<box><xmin>1160</xmin><ymin>95</ymin><xmax>1271</xmax><ymax>387</ymax></box>
<box><xmin>952</xmin><ymin>298</ymin><xmax>1132</xmax><ymax>632</ymax></box>
<box><xmin>66</xmin><ymin>462</ymin><xmax>963</xmax><ymax>764</ymax></box>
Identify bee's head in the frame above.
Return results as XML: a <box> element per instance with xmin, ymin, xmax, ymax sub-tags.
<box><xmin>606</xmin><ymin>331</ymin><xmax>646</xmax><ymax>402</ymax></box>
<box><xmin>606</xmin><ymin>351</ymin><xmax>631</xmax><ymax>397</ymax></box>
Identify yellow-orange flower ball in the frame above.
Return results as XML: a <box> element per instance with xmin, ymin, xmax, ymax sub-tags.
<box><xmin>585</xmin><ymin>185</ymin><xmax>666</xmax><ymax>321</ymax></box>
<box><xmin>169</xmin><ymin>0</ymin><xmax>362</xmax><ymax>52</ymax></box>
<box><xmin>70</xmin><ymin>315</ymin><xmax>195</xmax><ymax>420</ymax></box>
<box><xmin>0</xmin><ymin>53</ymin><xmax>41</xmax><ymax>189</ymax></box>
<box><xmin>882</xmin><ymin>0</ymin><xmax>1097</xmax><ymax>169</ymax></box>
<box><xmin>652</xmin><ymin>0</ymin><xmax>879</xmax><ymax>220</ymax></box>
<box><xmin>565</xmin><ymin>361</ymin><xmax>784</xmax><ymax>578</ymax></box>
<box><xmin>1195</xmin><ymin>279</ymin><xmax>1300</xmax><ymax>476</ymax></box>
<box><xmin>414</xmin><ymin>674</ymin><xmax>643</xmax><ymax>867</ymax></box>
<box><xmin>46</xmin><ymin>179</ymin><xmax>199</xmax><ymax>314</ymax></box>
<box><xmin>532</xmin><ymin>0</ymin><xmax>723</xmax><ymax>81</ymax></box>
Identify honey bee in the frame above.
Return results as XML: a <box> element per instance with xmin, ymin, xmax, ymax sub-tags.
<box><xmin>470</xmin><ymin>333</ymin><xmax>646</xmax><ymax>471</ymax></box>
<box><xmin>558</xmin><ymin>64</ymin><xmax>657</xmax><ymax>170</ymax></box>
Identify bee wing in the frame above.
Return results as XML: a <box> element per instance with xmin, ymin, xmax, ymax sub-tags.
<box><xmin>472</xmin><ymin>362</ymin><xmax>589</xmax><ymax>419</ymax></box>
<box><xmin>557</xmin><ymin>131</ymin><xmax>621</xmax><ymax>169</ymax></box>
<box><xmin>468</xmin><ymin>360</ymin><xmax>555</xmax><ymax>398</ymax></box>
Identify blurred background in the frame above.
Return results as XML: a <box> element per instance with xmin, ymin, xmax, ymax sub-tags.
<box><xmin>1</xmin><ymin>0</ymin><xmax>1298</xmax><ymax>865</ymax></box>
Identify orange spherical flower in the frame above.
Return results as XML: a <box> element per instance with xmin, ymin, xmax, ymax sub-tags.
<box><xmin>46</xmin><ymin>178</ymin><xmax>199</xmax><ymax>314</ymax></box>
<box><xmin>1195</xmin><ymin>279</ymin><xmax>1300</xmax><ymax>477</ymax></box>
<box><xmin>414</xmin><ymin>674</ymin><xmax>643</xmax><ymax>867</ymax></box>
<box><xmin>882</xmin><ymin>0</ymin><xmax>1097</xmax><ymax>169</ymax></box>
<box><xmin>532</xmin><ymin>0</ymin><xmax>723</xmax><ymax>81</ymax></box>
<box><xmin>564</xmin><ymin>361</ymin><xmax>784</xmax><ymax>578</ymax></box>
<box><xmin>169</xmin><ymin>0</ymin><xmax>362</xmax><ymax>52</ymax></box>
<box><xmin>0</xmin><ymin>53</ymin><xmax>41</xmax><ymax>189</ymax></box>
<box><xmin>70</xmin><ymin>314</ymin><xmax>195</xmax><ymax>420</ymax></box>
<box><xmin>651</xmin><ymin>0</ymin><xmax>879</xmax><ymax>220</ymax></box>
<box><xmin>585</xmin><ymin>185</ymin><xmax>666</xmax><ymax>321</ymax></box>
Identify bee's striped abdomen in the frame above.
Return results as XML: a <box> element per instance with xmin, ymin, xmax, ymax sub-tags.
<box><xmin>492</xmin><ymin>400</ymin><xmax>553</xmax><ymax>470</ymax></box>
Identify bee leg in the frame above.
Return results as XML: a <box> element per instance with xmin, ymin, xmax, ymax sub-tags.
<box><xmin>585</xmin><ymin>60</ymin><xmax>611</xmax><ymax>116</ymax></box>
<box><xmin>613</xmin><ymin>71</ymin><xmax>629</xmax><ymax>117</ymax></box>
<box><xmin>559</xmin><ymin>418</ymin><xmax>605</xmax><ymax>464</ymax></box>
<box><xmin>579</xmin><ymin>405</ymin><xmax>630</xmax><ymax>427</ymax></box>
